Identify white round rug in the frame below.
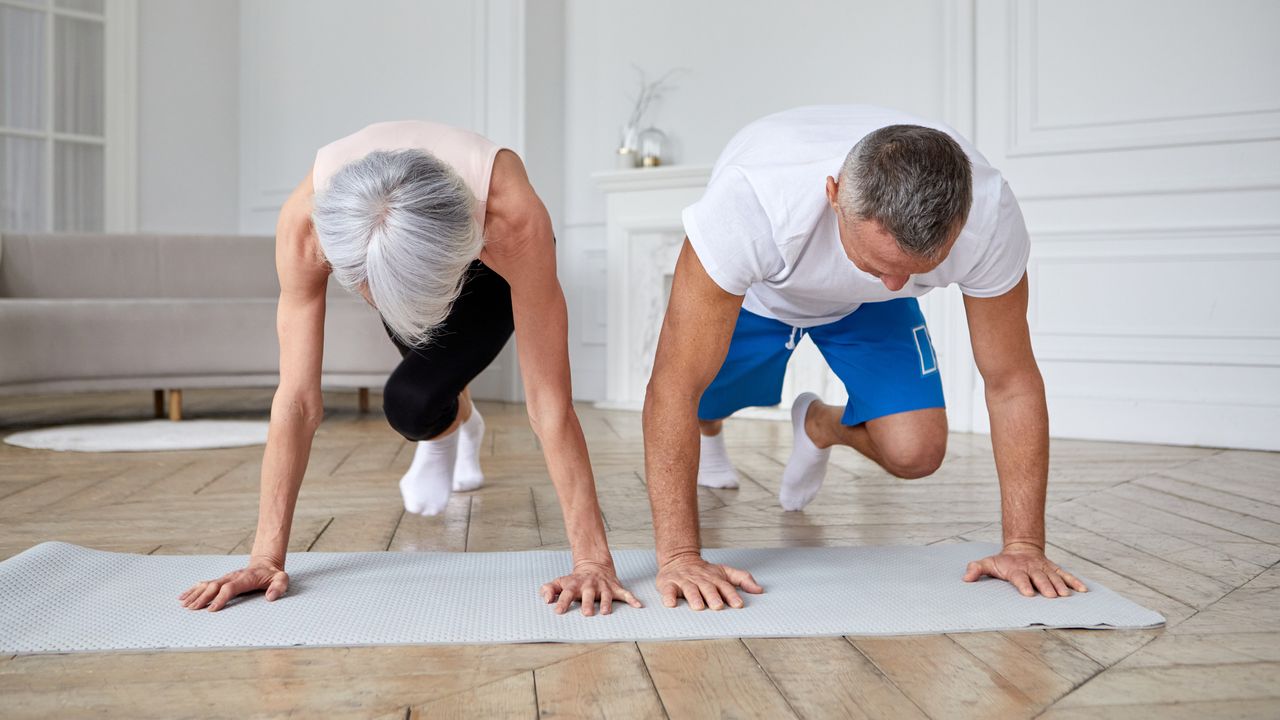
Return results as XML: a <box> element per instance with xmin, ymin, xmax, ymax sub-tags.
<box><xmin>3</xmin><ymin>420</ymin><xmax>269</xmax><ymax>452</ymax></box>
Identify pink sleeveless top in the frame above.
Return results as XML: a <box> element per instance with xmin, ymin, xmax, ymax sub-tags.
<box><xmin>312</xmin><ymin>121</ymin><xmax>503</xmax><ymax>225</ymax></box>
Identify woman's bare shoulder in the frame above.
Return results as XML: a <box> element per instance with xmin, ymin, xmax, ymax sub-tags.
<box><xmin>484</xmin><ymin>150</ymin><xmax>550</xmax><ymax>256</ymax></box>
<box><xmin>276</xmin><ymin>171</ymin><xmax>330</xmax><ymax>292</ymax></box>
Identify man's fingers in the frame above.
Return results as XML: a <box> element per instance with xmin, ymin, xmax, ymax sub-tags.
<box><xmin>617</xmin><ymin>586</ymin><xmax>643</xmax><ymax>609</ymax></box>
<box><xmin>600</xmin><ymin>587</ymin><xmax>614</xmax><ymax>616</ymax></box>
<box><xmin>717</xmin><ymin>581</ymin><xmax>745</xmax><ymax>609</ymax></box>
<box><xmin>1058</xmin><ymin>568</ymin><xmax>1088</xmax><ymax>592</ymax></box>
<box><xmin>681</xmin><ymin>583</ymin><xmax>706</xmax><ymax>611</ymax></box>
<box><xmin>660</xmin><ymin>583</ymin><xmax>679</xmax><ymax>609</ymax></box>
<box><xmin>555</xmin><ymin>581</ymin><xmax>577</xmax><ymax>615</ymax></box>
<box><xmin>963</xmin><ymin>559</ymin><xmax>991</xmax><ymax>582</ymax></box>
<box><xmin>698</xmin><ymin>582</ymin><xmax>725</xmax><ymax>610</ymax></box>
<box><xmin>1009</xmin><ymin>570</ymin><xmax>1035</xmax><ymax>597</ymax></box>
<box><xmin>1046</xmin><ymin>570</ymin><xmax>1071</xmax><ymax>597</ymax></box>
<box><xmin>581</xmin><ymin>585</ymin><xmax>596</xmax><ymax>617</ymax></box>
<box><xmin>725</xmin><ymin>566</ymin><xmax>763</xmax><ymax>593</ymax></box>
<box><xmin>1030</xmin><ymin>570</ymin><xmax>1058</xmax><ymax>598</ymax></box>
<box><xmin>541</xmin><ymin>580</ymin><xmax>561</xmax><ymax>604</ymax></box>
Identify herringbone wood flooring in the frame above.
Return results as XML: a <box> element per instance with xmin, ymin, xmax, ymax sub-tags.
<box><xmin>1</xmin><ymin>389</ymin><xmax>1277</xmax><ymax>718</ymax></box>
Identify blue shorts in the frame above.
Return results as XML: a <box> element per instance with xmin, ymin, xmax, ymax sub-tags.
<box><xmin>698</xmin><ymin>298</ymin><xmax>945</xmax><ymax>426</ymax></box>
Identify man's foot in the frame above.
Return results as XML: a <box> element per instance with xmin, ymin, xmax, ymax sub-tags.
<box><xmin>779</xmin><ymin>392</ymin><xmax>831</xmax><ymax>511</ymax></box>
<box><xmin>399</xmin><ymin>431</ymin><xmax>457</xmax><ymax>515</ymax></box>
<box><xmin>453</xmin><ymin>404</ymin><xmax>485</xmax><ymax>492</ymax></box>
<box><xmin>697</xmin><ymin>431</ymin><xmax>740</xmax><ymax>489</ymax></box>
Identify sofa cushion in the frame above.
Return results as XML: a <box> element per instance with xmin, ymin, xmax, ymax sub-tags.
<box><xmin>0</xmin><ymin>234</ymin><xmax>283</xmax><ymax>299</ymax></box>
<box><xmin>0</xmin><ymin>297</ymin><xmax>399</xmax><ymax>387</ymax></box>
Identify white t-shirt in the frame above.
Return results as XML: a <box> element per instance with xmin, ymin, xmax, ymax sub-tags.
<box><xmin>682</xmin><ymin>105</ymin><xmax>1031</xmax><ymax>328</ymax></box>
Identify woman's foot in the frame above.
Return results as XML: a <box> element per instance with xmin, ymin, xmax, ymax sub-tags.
<box><xmin>779</xmin><ymin>392</ymin><xmax>831</xmax><ymax>511</ymax></box>
<box><xmin>399</xmin><ymin>431</ymin><xmax>457</xmax><ymax>515</ymax></box>
<box><xmin>453</xmin><ymin>404</ymin><xmax>486</xmax><ymax>492</ymax></box>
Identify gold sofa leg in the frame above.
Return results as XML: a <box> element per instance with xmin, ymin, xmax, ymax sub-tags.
<box><xmin>153</xmin><ymin>389</ymin><xmax>165</xmax><ymax>419</ymax></box>
<box><xmin>168</xmin><ymin>389</ymin><xmax>183</xmax><ymax>421</ymax></box>
<box><xmin>358</xmin><ymin>387</ymin><xmax>370</xmax><ymax>414</ymax></box>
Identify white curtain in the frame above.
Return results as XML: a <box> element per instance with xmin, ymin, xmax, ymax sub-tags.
<box><xmin>1</xmin><ymin>5</ymin><xmax>47</xmax><ymax>231</ymax></box>
<box><xmin>1</xmin><ymin>2</ymin><xmax>106</xmax><ymax>233</ymax></box>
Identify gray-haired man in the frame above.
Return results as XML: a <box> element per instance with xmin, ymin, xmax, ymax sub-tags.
<box><xmin>642</xmin><ymin>105</ymin><xmax>1087</xmax><ymax>610</ymax></box>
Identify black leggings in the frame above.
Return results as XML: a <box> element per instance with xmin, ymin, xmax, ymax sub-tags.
<box><xmin>382</xmin><ymin>259</ymin><xmax>514</xmax><ymax>441</ymax></box>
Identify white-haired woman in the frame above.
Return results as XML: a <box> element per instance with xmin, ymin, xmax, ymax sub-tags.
<box><xmin>179</xmin><ymin>121</ymin><xmax>639</xmax><ymax>615</ymax></box>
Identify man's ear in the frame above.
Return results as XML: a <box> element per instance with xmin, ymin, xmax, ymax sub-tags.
<box><xmin>825</xmin><ymin>176</ymin><xmax>840</xmax><ymax>209</ymax></box>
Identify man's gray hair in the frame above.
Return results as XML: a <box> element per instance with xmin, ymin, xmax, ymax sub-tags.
<box><xmin>313</xmin><ymin>149</ymin><xmax>481</xmax><ymax>347</ymax></box>
<box><xmin>836</xmin><ymin>124</ymin><xmax>973</xmax><ymax>258</ymax></box>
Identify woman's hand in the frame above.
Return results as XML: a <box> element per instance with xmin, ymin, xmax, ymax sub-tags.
<box><xmin>179</xmin><ymin>559</ymin><xmax>289</xmax><ymax>612</ymax></box>
<box><xmin>540</xmin><ymin>559</ymin><xmax>643</xmax><ymax>616</ymax></box>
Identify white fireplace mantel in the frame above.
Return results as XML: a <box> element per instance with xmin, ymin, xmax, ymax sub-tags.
<box><xmin>591</xmin><ymin>165</ymin><xmax>712</xmax><ymax>410</ymax></box>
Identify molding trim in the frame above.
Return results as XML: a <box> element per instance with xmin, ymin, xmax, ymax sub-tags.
<box><xmin>1008</xmin><ymin>0</ymin><xmax>1280</xmax><ymax>158</ymax></box>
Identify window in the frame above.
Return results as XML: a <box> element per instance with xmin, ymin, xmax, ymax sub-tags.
<box><xmin>0</xmin><ymin>0</ymin><xmax>135</xmax><ymax>233</ymax></box>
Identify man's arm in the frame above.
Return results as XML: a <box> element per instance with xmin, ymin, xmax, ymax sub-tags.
<box><xmin>962</xmin><ymin>273</ymin><xmax>1087</xmax><ymax>597</ymax></box>
<box><xmin>643</xmin><ymin>239</ymin><xmax>763</xmax><ymax>610</ymax></box>
<box><xmin>482</xmin><ymin>152</ymin><xmax>640</xmax><ymax>616</ymax></box>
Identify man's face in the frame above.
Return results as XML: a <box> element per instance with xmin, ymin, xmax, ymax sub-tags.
<box><xmin>826</xmin><ymin>176</ymin><xmax>957</xmax><ymax>292</ymax></box>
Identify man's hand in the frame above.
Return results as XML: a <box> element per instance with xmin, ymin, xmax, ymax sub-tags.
<box><xmin>963</xmin><ymin>543</ymin><xmax>1088</xmax><ymax>598</ymax></box>
<box><xmin>179</xmin><ymin>559</ymin><xmax>289</xmax><ymax>612</ymax></box>
<box><xmin>656</xmin><ymin>554</ymin><xmax>763</xmax><ymax>610</ymax></box>
<box><xmin>541</xmin><ymin>560</ymin><xmax>643</xmax><ymax>616</ymax></box>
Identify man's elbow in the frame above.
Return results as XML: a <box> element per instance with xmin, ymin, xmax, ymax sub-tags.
<box><xmin>982</xmin><ymin>364</ymin><xmax>1045</xmax><ymax>401</ymax></box>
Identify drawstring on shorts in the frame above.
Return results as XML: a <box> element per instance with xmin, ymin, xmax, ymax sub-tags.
<box><xmin>784</xmin><ymin>325</ymin><xmax>804</xmax><ymax>350</ymax></box>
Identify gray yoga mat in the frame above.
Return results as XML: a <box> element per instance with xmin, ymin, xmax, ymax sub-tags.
<box><xmin>0</xmin><ymin>541</ymin><xmax>1163</xmax><ymax>653</ymax></box>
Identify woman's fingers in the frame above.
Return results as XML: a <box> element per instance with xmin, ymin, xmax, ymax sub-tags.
<box><xmin>265</xmin><ymin>572</ymin><xmax>289</xmax><ymax>602</ymax></box>
<box><xmin>189</xmin><ymin>581</ymin><xmax>222</xmax><ymax>610</ymax></box>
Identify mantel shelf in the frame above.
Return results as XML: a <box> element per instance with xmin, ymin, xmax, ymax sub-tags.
<box><xmin>591</xmin><ymin>164</ymin><xmax>712</xmax><ymax>193</ymax></box>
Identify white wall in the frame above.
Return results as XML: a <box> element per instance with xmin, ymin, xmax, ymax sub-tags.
<box><xmin>560</xmin><ymin>0</ymin><xmax>948</xmax><ymax>400</ymax></box>
<box><xmin>238</xmin><ymin>0</ymin><xmax>482</xmax><ymax>234</ymax></box>
<box><xmin>948</xmin><ymin>0</ymin><xmax>1280</xmax><ymax>450</ymax></box>
<box><xmin>136</xmin><ymin>0</ymin><xmax>239</xmax><ymax>234</ymax></box>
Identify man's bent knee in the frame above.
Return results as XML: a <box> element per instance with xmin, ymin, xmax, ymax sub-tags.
<box><xmin>881</xmin><ymin>443</ymin><xmax>946</xmax><ymax>479</ymax></box>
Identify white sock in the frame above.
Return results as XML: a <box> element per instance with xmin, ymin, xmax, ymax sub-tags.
<box><xmin>697</xmin><ymin>432</ymin><xmax>740</xmax><ymax>489</ymax></box>
<box><xmin>452</xmin><ymin>405</ymin><xmax>485</xmax><ymax>492</ymax></box>
<box><xmin>779</xmin><ymin>392</ymin><xmax>831</xmax><ymax>511</ymax></box>
<box><xmin>398</xmin><ymin>431</ymin><xmax>457</xmax><ymax>516</ymax></box>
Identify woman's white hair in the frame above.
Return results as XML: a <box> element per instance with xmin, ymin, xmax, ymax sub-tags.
<box><xmin>312</xmin><ymin>149</ymin><xmax>482</xmax><ymax>347</ymax></box>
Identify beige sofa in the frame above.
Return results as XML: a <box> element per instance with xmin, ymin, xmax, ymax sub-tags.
<box><xmin>0</xmin><ymin>233</ymin><xmax>401</xmax><ymax>419</ymax></box>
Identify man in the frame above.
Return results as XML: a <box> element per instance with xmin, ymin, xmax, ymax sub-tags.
<box><xmin>642</xmin><ymin>105</ymin><xmax>1088</xmax><ymax>611</ymax></box>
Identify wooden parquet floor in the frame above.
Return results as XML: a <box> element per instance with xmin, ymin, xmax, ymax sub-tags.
<box><xmin>1</xmin><ymin>389</ymin><xmax>1277</xmax><ymax>718</ymax></box>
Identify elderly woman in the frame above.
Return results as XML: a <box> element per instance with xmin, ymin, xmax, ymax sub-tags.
<box><xmin>179</xmin><ymin>121</ymin><xmax>638</xmax><ymax>615</ymax></box>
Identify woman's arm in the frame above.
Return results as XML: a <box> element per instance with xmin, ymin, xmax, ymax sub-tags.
<box><xmin>482</xmin><ymin>151</ymin><xmax>640</xmax><ymax>615</ymax></box>
<box><xmin>180</xmin><ymin>175</ymin><xmax>330</xmax><ymax>611</ymax></box>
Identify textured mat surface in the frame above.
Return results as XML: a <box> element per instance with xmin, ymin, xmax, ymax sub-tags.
<box><xmin>3</xmin><ymin>420</ymin><xmax>268</xmax><ymax>452</ymax></box>
<box><xmin>0</xmin><ymin>541</ymin><xmax>1164</xmax><ymax>653</ymax></box>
